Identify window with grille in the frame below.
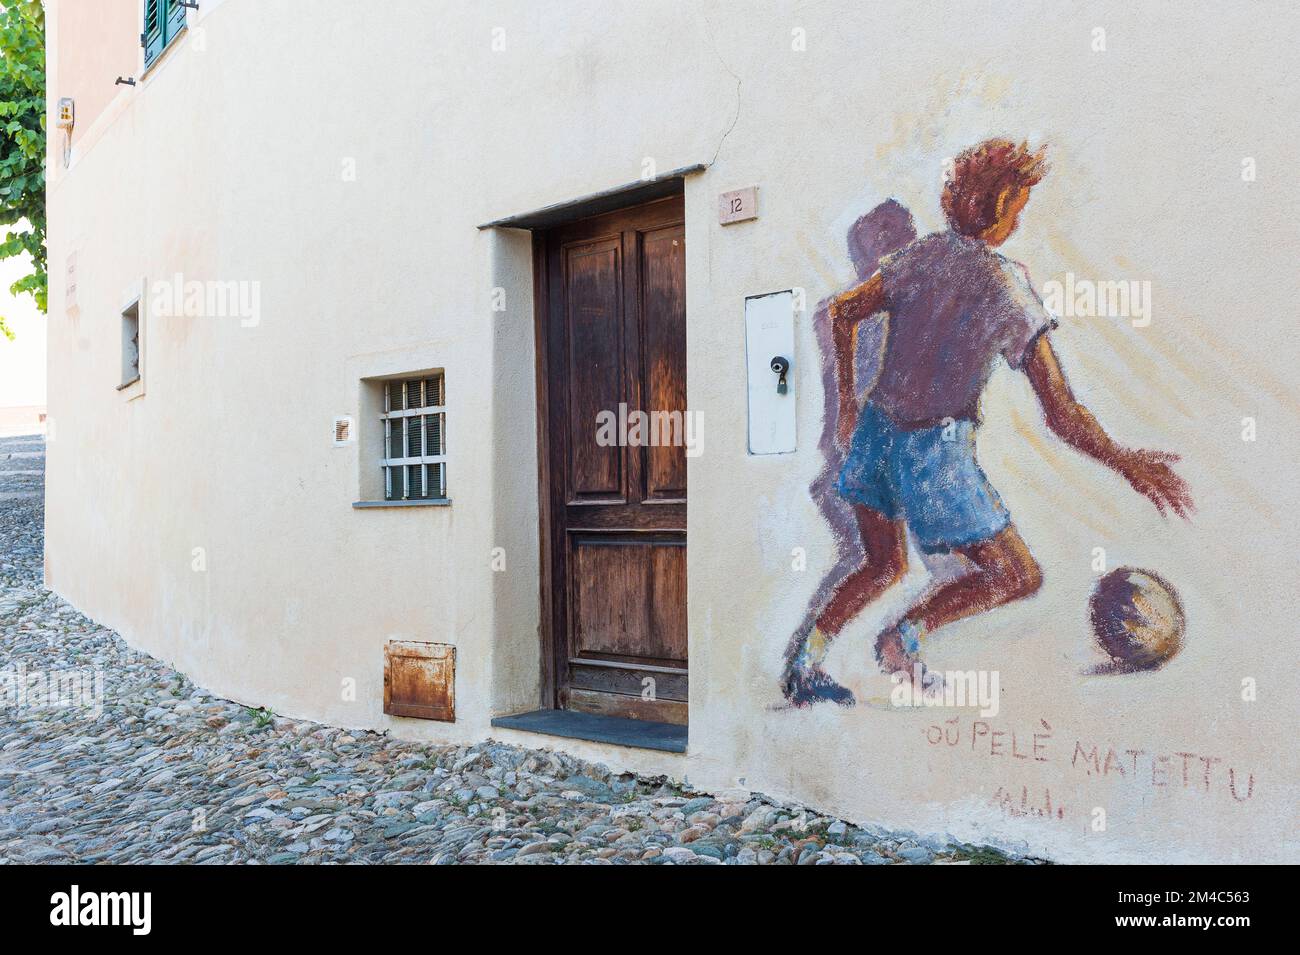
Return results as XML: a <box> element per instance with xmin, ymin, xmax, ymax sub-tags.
<box><xmin>381</xmin><ymin>375</ymin><xmax>447</xmax><ymax>501</ymax></box>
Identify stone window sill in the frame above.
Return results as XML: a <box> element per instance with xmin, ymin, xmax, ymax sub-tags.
<box><xmin>352</xmin><ymin>499</ymin><xmax>452</xmax><ymax>509</ymax></box>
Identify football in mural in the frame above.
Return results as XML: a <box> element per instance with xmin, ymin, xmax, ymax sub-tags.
<box><xmin>1088</xmin><ymin>567</ymin><xmax>1186</xmax><ymax>671</ymax></box>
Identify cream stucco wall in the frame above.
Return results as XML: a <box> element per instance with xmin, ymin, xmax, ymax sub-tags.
<box><xmin>45</xmin><ymin>0</ymin><xmax>1299</xmax><ymax>863</ymax></box>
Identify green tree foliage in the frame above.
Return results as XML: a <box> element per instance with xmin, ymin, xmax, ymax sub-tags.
<box><xmin>0</xmin><ymin>1</ymin><xmax>45</xmax><ymax>341</ymax></box>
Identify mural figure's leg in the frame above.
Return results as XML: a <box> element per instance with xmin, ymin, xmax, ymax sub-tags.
<box><xmin>875</xmin><ymin>524</ymin><xmax>1042</xmax><ymax>674</ymax></box>
<box><xmin>781</xmin><ymin>505</ymin><xmax>906</xmax><ymax>707</ymax></box>
<box><xmin>816</xmin><ymin>505</ymin><xmax>908</xmax><ymax>635</ymax></box>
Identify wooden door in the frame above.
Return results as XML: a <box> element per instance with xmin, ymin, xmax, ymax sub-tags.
<box><xmin>537</xmin><ymin>195</ymin><xmax>687</xmax><ymax>725</ymax></box>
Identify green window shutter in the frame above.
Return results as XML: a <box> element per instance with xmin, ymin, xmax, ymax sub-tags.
<box><xmin>164</xmin><ymin>0</ymin><xmax>187</xmax><ymax>44</ymax></box>
<box><xmin>143</xmin><ymin>0</ymin><xmax>164</xmax><ymax>66</ymax></box>
<box><xmin>143</xmin><ymin>0</ymin><xmax>187</xmax><ymax>68</ymax></box>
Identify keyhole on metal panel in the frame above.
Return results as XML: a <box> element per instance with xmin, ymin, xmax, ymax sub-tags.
<box><xmin>770</xmin><ymin>355</ymin><xmax>789</xmax><ymax>395</ymax></box>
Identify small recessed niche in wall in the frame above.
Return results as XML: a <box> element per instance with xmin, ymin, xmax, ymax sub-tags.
<box><xmin>119</xmin><ymin>298</ymin><xmax>141</xmax><ymax>390</ymax></box>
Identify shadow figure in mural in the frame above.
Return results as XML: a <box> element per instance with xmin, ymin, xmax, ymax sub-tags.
<box><xmin>782</xmin><ymin>139</ymin><xmax>1194</xmax><ymax>708</ymax></box>
<box><xmin>801</xmin><ymin>200</ymin><xmax>916</xmax><ymax>633</ymax></box>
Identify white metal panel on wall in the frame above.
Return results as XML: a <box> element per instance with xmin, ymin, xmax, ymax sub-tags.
<box><xmin>744</xmin><ymin>290</ymin><xmax>797</xmax><ymax>455</ymax></box>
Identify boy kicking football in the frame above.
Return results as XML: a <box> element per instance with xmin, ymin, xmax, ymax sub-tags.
<box><xmin>782</xmin><ymin>139</ymin><xmax>1193</xmax><ymax>708</ymax></box>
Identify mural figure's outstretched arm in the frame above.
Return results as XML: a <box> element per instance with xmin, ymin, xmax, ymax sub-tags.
<box><xmin>829</xmin><ymin>271</ymin><xmax>885</xmax><ymax>448</ymax></box>
<box><xmin>1023</xmin><ymin>335</ymin><xmax>1194</xmax><ymax>519</ymax></box>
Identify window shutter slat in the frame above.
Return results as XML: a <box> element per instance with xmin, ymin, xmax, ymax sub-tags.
<box><xmin>143</xmin><ymin>0</ymin><xmax>164</xmax><ymax>66</ymax></box>
<box><xmin>408</xmin><ymin>415</ymin><xmax>423</xmax><ymax>457</ymax></box>
<box><xmin>165</xmin><ymin>0</ymin><xmax>187</xmax><ymax>42</ymax></box>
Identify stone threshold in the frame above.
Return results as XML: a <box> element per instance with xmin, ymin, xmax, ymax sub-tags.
<box><xmin>491</xmin><ymin>709</ymin><xmax>687</xmax><ymax>754</ymax></box>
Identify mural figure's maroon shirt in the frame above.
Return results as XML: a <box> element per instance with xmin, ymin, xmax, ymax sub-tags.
<box><xmin>871</xmin><ymin>231</ymin><xmax>1054</xmax><ymax>427</ymax></box>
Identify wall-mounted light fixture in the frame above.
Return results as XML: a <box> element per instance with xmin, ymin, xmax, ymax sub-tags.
<box><xmin>56</xmin><ymin>97</ymin><xmax>75</xmax><ymax>168</ymax></box>
<box><xmin>115</xmin><ymin>76</ymin><xmax>136</xmax><ymax>86</ymax></box>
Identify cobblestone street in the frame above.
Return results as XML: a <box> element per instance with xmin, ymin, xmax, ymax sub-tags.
<box><xmin>0</xmin><ymin>434</ymin><xmax>1019</xmax><ymax>864</ymax></box>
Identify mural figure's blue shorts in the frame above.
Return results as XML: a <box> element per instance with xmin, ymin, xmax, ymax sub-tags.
<box><xmin>835</xmin><ymin>402</ymin><xmax>1010</xmax><ymax>554</ymax></box>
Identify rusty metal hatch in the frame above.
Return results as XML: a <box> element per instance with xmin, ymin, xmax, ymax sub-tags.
<box><xmin>383</xmin><ymin>641</ymin><xmax>455</xmax><ymax>721</ymax></box>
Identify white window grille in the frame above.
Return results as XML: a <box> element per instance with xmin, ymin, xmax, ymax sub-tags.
<box><xmin>381</xmin><ymin>375</ymin><xmax>446</xmax><ymax>500</ymax></box>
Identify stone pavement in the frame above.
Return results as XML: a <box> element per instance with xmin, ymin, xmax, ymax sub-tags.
<box><xmin>0</xmin><ymin>433</ymin><xmax>1025</xmax><ymax>864</ymax></box>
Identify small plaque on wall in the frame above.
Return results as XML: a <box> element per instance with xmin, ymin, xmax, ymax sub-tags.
<box><xmin>719</xmin><ymin>186</ymin><xmax>758</xmax><ymax>225</ymax></box>
<box><xmin>65</xmin><ymin>252</ymin><xmax>78</xmax><ymax>313</ymax></box>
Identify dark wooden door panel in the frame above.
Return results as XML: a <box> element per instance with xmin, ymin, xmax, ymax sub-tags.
<box><xmin>567</xmin><ymin>660</ymin><xmax>688</xmax><ymax>701</ymax></box>
<box><xmin>564</xmin><ymin>238</ymin><xmax>624</xmax><ymax>501</ymax></box>
<box><xmin>640</xmin><ymin>225</ymin><xmax>688</xmax><ymax>502</ymax></box>
<box><xmin>538</xmin><ymin>194</ymin><xmax>688</xmax><ymax>723</ymax></box>
<box><xmin>570</xmin><ymin>535</ymin><xmax>687</xmax><ymax>664</ymax></box>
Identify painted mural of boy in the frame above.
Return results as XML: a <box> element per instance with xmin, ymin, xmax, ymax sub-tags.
<box><xmin>782</xmin><ymin>139</ymin><xmax>1193</xmax><ymax>708</ymax></box>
